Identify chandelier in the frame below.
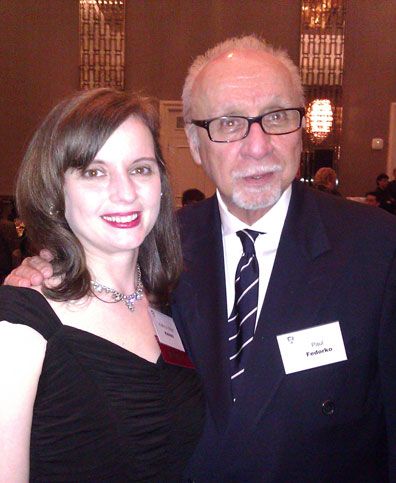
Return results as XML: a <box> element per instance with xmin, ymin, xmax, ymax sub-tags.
<box><xmin>301</xmin><ymin>0</ymin><xmax>340</xmax><ymax>30</ymax></box>
<box><xmin>305</xmin><ymin>98</ymin><xmax>334</xmax><ymax>143</ymax></box>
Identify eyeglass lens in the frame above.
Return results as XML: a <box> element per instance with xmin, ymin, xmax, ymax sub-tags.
<box><xmin>209</xmin><ymin>109</ymin><xmax>302</xmax><ymax>142</ymax></box>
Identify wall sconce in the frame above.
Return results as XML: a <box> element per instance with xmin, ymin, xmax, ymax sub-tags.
<box><xmin>306</xmin><ymin>98</ymin><xmax>334</xmax><ymax>143</ymax></box>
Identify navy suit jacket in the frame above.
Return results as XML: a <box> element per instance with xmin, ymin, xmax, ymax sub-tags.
<box><xmin>172</xmin><ymin>180</ymin><xmax>396</xmax><ymax>482</ymax></box>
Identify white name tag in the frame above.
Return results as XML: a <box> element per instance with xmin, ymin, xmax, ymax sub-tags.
<box><xmin>276</xmin><ymin>321</ymin><xmax>347</xmax><ymax>374</ymax></box>
<box><xmin>150</xmin><ymin>309</ymin><xmax>194</xmax><ymax>369</ymax></box>
<box><xmin>150</xmin><ymin>309</ymin><xmax>185</xmax><ymax>351</ymax></box>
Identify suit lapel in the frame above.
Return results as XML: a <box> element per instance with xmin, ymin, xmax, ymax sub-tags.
<box><xmin>174</xmin><ymin>197</ymin><xmax>233</xmax><ymax>430</ymax></box>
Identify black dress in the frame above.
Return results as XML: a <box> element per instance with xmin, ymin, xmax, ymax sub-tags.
<box><xmin>0</xmin><ymin>286</ymin><xmax>204</xmax><ymax>482</ymax></box>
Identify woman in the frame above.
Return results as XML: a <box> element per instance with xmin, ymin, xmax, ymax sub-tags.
<box><xmin>0</xmin><ymin>88</ymin><xmax>204</xmax><ymax>482</ymax></box>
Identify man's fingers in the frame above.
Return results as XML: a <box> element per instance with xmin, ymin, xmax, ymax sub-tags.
<box><xmin>3</xmin><ymin>274</ymin><xmax>33</xmax><ymax>288</ymax></box>
<box><xmin>21</xmin><ymin>256</ymin><xmax>53</xmax><ymax>279</ymax></box>
<box><xmin>3</xmin><ymin>256</ymin><xmax>53</xmax><ymax>288</ymax></box>
<box><xmin>39</xmin><ymin>249</ymin><xmax>54</xmax><ymax>262</ymax></box>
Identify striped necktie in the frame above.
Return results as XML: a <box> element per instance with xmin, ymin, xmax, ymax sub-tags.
<box><xmin>228</xmin><ymin>229</ymin><xmax>262</xmax><ymax>398</ymax></box>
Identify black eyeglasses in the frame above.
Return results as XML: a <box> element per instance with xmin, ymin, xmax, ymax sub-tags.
<box><xmin>190</xmin><ymin>108</ymin><xmax>305</xmax><ymax>143</ymax></box>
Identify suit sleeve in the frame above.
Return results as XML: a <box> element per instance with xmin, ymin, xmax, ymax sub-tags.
<box><xmin>378</xmin><ymin>248</ymin><xmax>396</xmax><ymax>481</ymax></box>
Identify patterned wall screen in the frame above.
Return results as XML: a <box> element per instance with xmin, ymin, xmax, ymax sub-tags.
<box><xmin>299</xmin><ymin>0</ymin><xmax>346</xmax><ymax>181</ymax></box>
<box><xmin>301</xmin><ymin>0</ymin><xmax>345</xmax><ymax>86</ymax></box>
<box><xmin>79</xmin><ymin>0</ymin><xmax>125</xmax><ymax>90</ymax></box>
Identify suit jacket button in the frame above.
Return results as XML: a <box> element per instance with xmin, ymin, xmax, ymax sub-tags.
<box><xmin>322</xmin><ymin>399</ymin><xmax>335</xmax><ymax>415</ymax></box>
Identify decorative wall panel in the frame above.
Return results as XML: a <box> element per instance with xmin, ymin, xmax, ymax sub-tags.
<box><xmin>79</xmin><ymin>0</ymin><xmax>125</xmax><ymax>90</ymax></box>
<box><xmin>300</xmin><ymin>0</ymin><xmax>346</xmax><ymax>182</ymax></box>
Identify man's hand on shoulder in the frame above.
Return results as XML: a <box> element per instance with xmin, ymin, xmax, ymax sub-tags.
<box><xmin>4</xmin><ymin>249</ymin><xmax>54</xmax><ymax>288</ymax></box>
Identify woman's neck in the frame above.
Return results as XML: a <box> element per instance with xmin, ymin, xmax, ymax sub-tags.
<box><xmin>86</xmin><ymin>251</ymin><xmax>140</xmax><ymax>294</ymax></box>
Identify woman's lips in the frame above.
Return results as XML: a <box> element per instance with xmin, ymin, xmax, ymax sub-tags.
<box><xmin>101</xmin><ymin>212</ymin><xmax>140</xmax><ymax>228</ymax></box>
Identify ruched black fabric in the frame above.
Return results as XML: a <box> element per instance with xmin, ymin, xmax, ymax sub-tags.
<box><xmin>0</xmin><ymin>286</ymin><xmax>204</xmax><ymax>482</ymax></box>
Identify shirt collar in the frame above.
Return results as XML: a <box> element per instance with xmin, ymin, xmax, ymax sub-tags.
<box><xmin>217</xmin><ymin>184</ymin><xmax>292</xmax><ymax>237</ymax></box>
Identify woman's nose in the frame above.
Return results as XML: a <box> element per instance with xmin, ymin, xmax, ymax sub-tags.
<box><xmin>109</xmin><ymin>173</ymin><xmax>137</xmax><ymax>203</ymax></box>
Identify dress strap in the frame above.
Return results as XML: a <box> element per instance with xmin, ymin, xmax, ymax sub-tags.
<box><xmin>0</xmin><ymin>286</ymin><xmax>62</xmax><ymax>340</ymax></box>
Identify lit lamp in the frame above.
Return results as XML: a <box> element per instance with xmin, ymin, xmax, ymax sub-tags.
<box><xmin>306</xmin><ymin>98</ymin><xmax>334</xmax><ymax>143</ymax></box>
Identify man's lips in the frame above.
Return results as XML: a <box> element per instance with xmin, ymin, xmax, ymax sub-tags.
<box><xmin>101</xmin><ymin>212</ymin><xmax>140</xmax><ymax>228</ymax></box>
<box><xmin>234</xmin><ymin>166</ymin><xmax>282</xmax><ymax>182</ymax></box>
<box><xmin>242</xmin><ymin>171</ymin><xmax>276</xmax><ymax>182</ymax></box>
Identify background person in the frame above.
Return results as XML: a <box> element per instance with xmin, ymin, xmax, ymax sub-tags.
<box><xmin>373</xmin><ymin>172</ymin><xmax>396</xmax><ymax>214</ymax></box>
<box><xmin>7</xmin><ymin>36</ymin><xmax>396</xmax><ymax>482</ymax></box>
<box><xmin>0</xmin><ymin>88</ymin><xmax>203</xmax><ymax>482</ymax></box>
<box><xmin>181</xmin><ymin>187</ymin><xmax>205</xmax><ymax>206</ymax></box>
<box><xmin>0</xmin><ymin>231</ymin><xmax>12</xmax><ymax>284</ymax></box>
<box><xmin>0</xmin><ymin>202</ymin><xmax>20</xmax><ymax>260</ymax></box>
<box><xmin>312</xmin><ymin>166</ymin><xmax>342</xmax><ymax>196</ymax></box>
<box><xmin>365</xmin><ymin>191</ymin><xmax>380</xmax><ymax>207</ymax></box>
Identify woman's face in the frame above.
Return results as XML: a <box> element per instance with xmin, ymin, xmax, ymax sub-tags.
<box><xmin>63</xmin><ymin>116</ymin><xmax>161</xmax><ymax>262</ymax></box>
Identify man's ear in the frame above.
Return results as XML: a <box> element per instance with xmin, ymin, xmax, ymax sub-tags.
<box><xmin>185</xmin><ymin>125</ymin><xmax>202</xmax><ymax>166</ymax></box>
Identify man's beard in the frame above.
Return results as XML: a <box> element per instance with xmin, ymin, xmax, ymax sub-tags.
<box><xmin>231</xmin><ymin>165</ymin><xmax>283</xmax><ymax>210</ymax></box>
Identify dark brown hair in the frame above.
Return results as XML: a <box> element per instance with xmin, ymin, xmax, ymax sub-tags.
<box><xmin>16</xmin><ymin>88</ymin><xmax>182</xmax><ymax>305</ymax></box>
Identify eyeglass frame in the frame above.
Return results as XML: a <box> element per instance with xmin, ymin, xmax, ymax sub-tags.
<box><xmin>189</xmin><ymin>107</ymin><xmax>306</xmax><ymax>143</ymax></box>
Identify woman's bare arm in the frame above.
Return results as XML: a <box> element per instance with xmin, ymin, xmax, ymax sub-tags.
<box><xmin>0</xmin><ymin>322</ymin><xmax>46</xmax><ymax>483</ymax></box>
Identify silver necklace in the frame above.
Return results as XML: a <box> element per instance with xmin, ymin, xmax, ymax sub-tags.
<box><xmin>90</xmin><ymin>264</ymin><xmax>144</xmax><ymax>312</ymax></box>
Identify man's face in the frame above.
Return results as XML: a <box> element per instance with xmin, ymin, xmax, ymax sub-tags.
<box><xmin>187</xmin><ymin>49</ymin><xmax>303</xmax><ymax>225</ymax></box>
<box><xmin>366</xmin><ymin>194</ymin><xmax>379</xmax><ymax>207</ymax></box>
<box><xmin>378</xmin><ymin>178</ymin><xmax>389</xmax><ymax>190</ymax></box>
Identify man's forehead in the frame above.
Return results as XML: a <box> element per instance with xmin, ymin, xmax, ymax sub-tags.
<box><xmin>191</xmin><ymin>50</ymin><xmax>296</xmax><ymax>117</ymax></box>
<box><xmin>198</xmin><ymin>49</ymin><xmax>283</xmax><ymax>82</ymax></box>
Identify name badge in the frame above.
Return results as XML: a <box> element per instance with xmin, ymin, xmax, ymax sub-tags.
<box><xmin>276</xmin><ymin>321</ymin><xmax>347</xmax><ymax>374</ymax></box>
<box><xmin>150</xmin><ymin>309</ymin><xmax>194</xmax><ymax>369</ymax></box>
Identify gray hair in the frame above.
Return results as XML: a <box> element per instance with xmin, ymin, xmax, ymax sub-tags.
<box><xmin>182</xmin><ymin>35</ymin><xmax>304</xmax><ymax>148</ymax></box>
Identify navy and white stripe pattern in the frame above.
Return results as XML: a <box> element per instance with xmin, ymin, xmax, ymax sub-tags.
<box><xmin>228</xmin><ymin>229</ymin><xmax>262</xmax><ymax>397</ymax></box>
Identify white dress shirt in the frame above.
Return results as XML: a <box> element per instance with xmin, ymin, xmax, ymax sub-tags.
<box><xmin>217</xmin><ymin>185</ymin><xmax>291</xmax><ymax>331</ymax></box>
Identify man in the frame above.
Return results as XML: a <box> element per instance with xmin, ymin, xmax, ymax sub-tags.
<box><xmin>174</xmin><ymin>36</ymin><xmax>396</xmax><ymax>481</ymax></box>
<box><xmin>7</xmin><ymin>36</ymin><xmax>396</xmax><ymax>481</ymax></box>
<box><xmin>374</xmin><ymin>173</ymin><xmax>396</xmax><ymax>214</ymax></box>
<box><xmin>365</xmin><ymin>191</ymin><xmax>380</xmax><ymax>207</ymax></box>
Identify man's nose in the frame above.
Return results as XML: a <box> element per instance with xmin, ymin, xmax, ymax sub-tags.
<box><xmin>240</xmin><ymin>121</ymin><xmax>273</xmax><ymax>159</ymax></box>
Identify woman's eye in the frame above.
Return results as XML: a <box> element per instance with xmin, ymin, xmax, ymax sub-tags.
<box><xmin>131</xmin><ymin>165</ymin><xmax>153</xmax><ymax>176</ymax></box>
<box><xmin>82</xmin><ymin>168</ymin><xmax>104</xmax><ymax>178</ymax></box>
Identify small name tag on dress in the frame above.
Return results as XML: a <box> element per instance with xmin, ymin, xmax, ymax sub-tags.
<box><xmin>150</xmin><ymin>309</ymin><xmax>194</xmax><ymax>369</ymax></box>
<box><xmin>276</xmin><ymin>321</ymin><xmax>347</xmax><ymax>374</ymax></box>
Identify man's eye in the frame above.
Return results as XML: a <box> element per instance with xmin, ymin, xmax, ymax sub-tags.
<box><xmin>266</xmin><ymin>111</ymin><xmax>287</xmax><ymax>123</ymax></box>
<box><xmin>222</xmin><ymin>119</ymin><xmax>236</xmax><ymax>127</ymax></box>
<box><xmin>218</xmin><ymin>117</ymin><xmax>244</xmax><ymax>131</ymax></box>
